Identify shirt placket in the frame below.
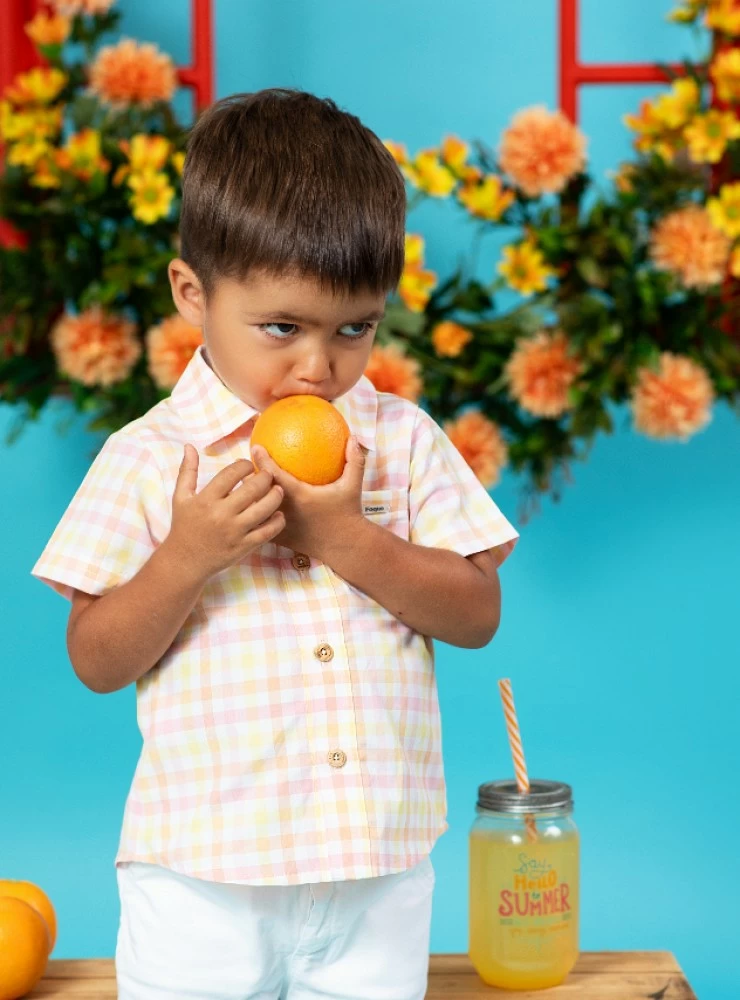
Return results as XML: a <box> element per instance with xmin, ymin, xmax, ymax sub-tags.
<box><xmin>286</xmin><ymin>549</ymin><xmax>373</xmax><ymax>875</ymax></box>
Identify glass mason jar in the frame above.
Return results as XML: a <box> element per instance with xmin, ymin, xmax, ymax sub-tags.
<box><xmin>469</xmin><ymin>779</ymin><xmax>579</xmax><ymax>991</ymax></box>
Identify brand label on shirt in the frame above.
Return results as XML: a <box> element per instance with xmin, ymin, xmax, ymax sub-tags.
<box><xmin>363</xmin><ymin>502</ymin><xmax>391</xmax><ymax>515</ymax></box>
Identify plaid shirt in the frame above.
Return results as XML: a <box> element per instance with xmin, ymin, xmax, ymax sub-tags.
<box><xmin>32</xmin><ymin>346</ymin><xmax>518</xmax><ymax>885</ymax></box>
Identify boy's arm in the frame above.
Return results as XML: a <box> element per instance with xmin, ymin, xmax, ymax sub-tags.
<box><xmin>321</xmin><ymin>520</ymin><xmax>502</xmax><ymax>648</ymax></box>
<box><xmin>68</xmin><ymin>541</ymin><xmax>208</xmax><ymax>694</ymax></box>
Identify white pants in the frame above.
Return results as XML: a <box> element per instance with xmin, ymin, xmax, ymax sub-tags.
<box><xmin>115</xmin><ymin>857</ymin><xmax>435</xmax><ymax>1000</ymax></box>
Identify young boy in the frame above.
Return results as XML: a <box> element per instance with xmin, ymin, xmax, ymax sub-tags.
<box><xmin>32</xmin><ymin>89</ymin><xmax>518</xmax><ymax>1000</ymax></box>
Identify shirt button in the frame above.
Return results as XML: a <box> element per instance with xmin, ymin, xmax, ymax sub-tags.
<box><xmin>328</xmin><ymin>750</ymin><xmax>347</xmax><ymax>768</ymax></box>
<box><xmin>314</xmin><ymin>642</ymin><xmax>334</xmax><ymax>662</ymax></box>
<box><xmin>292</xmin><ymin>553</ymin><xmax>311</xmax><ymax>570</ymax></box>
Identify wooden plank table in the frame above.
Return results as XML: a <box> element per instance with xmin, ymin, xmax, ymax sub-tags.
<box><xmin>31</xmin><ymin>952</ymin><xmax>697</xmax><ymax>998</ymax></box>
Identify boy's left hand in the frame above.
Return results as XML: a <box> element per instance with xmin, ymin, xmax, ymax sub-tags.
<box><xmin>249</xmin><ymin>436</ymin><xmax>367</xmax><ymax>561</ymax></box>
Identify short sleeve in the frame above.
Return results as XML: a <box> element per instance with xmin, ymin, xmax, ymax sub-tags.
<box><xmin>408</xmin><ymin>407</ymin><xmax>519</xmax><ymax>566</ymax></box>
<box><xmin>31</xmin><ymin>432</ymin><xmax>165</xmax><ymax>601</ymax></box>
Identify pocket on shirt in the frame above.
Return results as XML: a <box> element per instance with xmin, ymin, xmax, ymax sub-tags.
<box><xmin>361</xmin><ymin>488</ymin><xmax>409</xmax><ymax>539</ymax></box>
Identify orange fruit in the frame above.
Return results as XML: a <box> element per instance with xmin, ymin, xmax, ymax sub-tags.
<box><xmin>0</xmin><ymin>880</ymin><xmax>56</xmax><ymax>953</ymax></box>
<box><xmin>251</xmin><ymin>395</ymin><xmax>350</xmax><ymax>485</ymax></box>
<box><xmin>0</xmin><ymin>897</ymin><xmax>50</xmax><ymax>999</ymax></box>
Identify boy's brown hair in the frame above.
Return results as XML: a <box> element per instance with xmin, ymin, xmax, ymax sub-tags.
<box><xmin>180</xmin><ymin>89</ymin><xmax>407</xmax><ymax>297</ymax></box>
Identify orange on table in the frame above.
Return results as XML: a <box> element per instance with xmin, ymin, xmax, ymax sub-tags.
<box><xmin>251</xmin><ymin>395</ymin><xmax>350</xmax><ymax>485</ymax></box>
<box><xmin>0</xmin><ymin>896</ymin><xmax>50</xmax><ymax>1000</ymax></box>
<box><xmin>0</xmin><ymin>880</ymin><xmax>56</xmax><ymax>953</ymax></box>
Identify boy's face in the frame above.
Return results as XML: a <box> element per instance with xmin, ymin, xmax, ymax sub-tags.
<box><xmin>169</xmin><ymin>260</ymin><xmax>387</xmax><ymax>412</ymax></box>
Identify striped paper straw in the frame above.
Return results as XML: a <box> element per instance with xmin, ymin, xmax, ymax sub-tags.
<box><xmin>498</xmin><ymin>677</ymin><xmax>537</xmax><ymax>842</ymax></box>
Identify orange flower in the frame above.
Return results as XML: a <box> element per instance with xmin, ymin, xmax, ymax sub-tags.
<box><xmin>89</xmin><ymin>39</ymin><xmax>177</xmax><ymax>107</ymax></box>
<box><xmin>499</xmin><ymin>106</ymin><xmax>587</xmax><ymax>197</ymax></box>
<box><xmin>506</xmin><ymin>329</ymin><xmax>582</xmax><ymax>418</ymax></box>
<box><xmin>51</xmin><ymin>307</ymin><xmax>141</xmax><ymax>386</ymax></box>
<box><xmin>25</xmin><ymin>10</ymin><xmax>71</xmax><ymax>47</ymax></box>
<box><xmin>364</xmin><ymin>343</ymin><xmax>423</xmax><ymax>401</ymax></box>
<box><xmin>730</xmin><ymin>245</ymin><xmax>740</xmax><ymax>277</ymax></box>
<box><xmin>431</xmin><ymin>320</ymin><xmax>473</xmax><ymax>357</ymax></box>
<box><xmin>631</xmin><ymin>353</ymin><xmax>714</xmax><ymax>439</ymax></box>
<box><xmin>444</xmin><ymin>411</ymin><xmax>508</xmax><ymax>489</ymax></box>
<box><xmin>146</xmin><ymin>314</ymin><xmax>203</xmax><ymax>389</ymax></box>
<box><xmin>51</xmin><ymin>0</ymin><xmax>116</xmax><ymax>14</ymax></box>
<box><xmin>649</xmin><ymin>205</ymin><xmax>731</xmax><ymax>288</ymax></box>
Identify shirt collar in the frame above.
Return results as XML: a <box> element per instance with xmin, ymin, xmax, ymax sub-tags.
<box><xmin>171</xmin><ymin>345</ymin><xmax>378</xmax><ymax>452</ymax></box>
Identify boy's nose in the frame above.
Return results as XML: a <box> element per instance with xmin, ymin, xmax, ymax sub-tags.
<box><xmin>295</xmin><ymin>351</ymin><xmax>332</xmax><ymax>384</ymax></box>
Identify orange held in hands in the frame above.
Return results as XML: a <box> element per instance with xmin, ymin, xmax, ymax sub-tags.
<box><xmin>251</xmin><ymin>395</ymin><xmax>350</xmax><ymax>485</ymax></box>
<box><xmin>0</xmin><ymin>883</ymin><xmax>54</xmax><ymax>1000</ymax></box>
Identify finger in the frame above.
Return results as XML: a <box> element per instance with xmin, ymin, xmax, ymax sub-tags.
<box><xmin>226</xmin><ymin>471</ymin><xmax>280</xmax><ymax>513</ymax></box>
<box><xmin>173</xmin><ymin>444</ymin><xmax>199</xmax><ymax>501</ymax></box>
<box><xmin>201</xmin><ymin>458</ymin><xmax>257</xmax><ymax>499</ymax></box>
<box><xmin>238</xmin><ymin>482</ymin><xmax>284</xmax><ymax>526</ymax></box>
<box><xmin>244</xmin><ymin>508</ymin><xmax>285</xmax><ymax>548</ymax></box>
<box><xmin>339</xmin><ymin>435</ymin><xmax>367</xmax><ymax>490</ymax></box>
<box><xmin>250</xmin><ymin>445</ymin><xmax>301</xmax><ymax>491</ymax></box>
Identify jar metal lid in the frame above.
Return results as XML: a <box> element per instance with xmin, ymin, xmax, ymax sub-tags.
<box><xmin>477</xmin><ymin>779</ymin><xmax>573</xmax><ymax>814</ymax></box>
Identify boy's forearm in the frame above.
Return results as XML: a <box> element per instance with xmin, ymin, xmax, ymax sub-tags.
<box><xmin>322</xmin><ymin>519</ymin><xmax>500</xmax><ymax>648</ymax></box>
<box><xmin>67</xmin><ymin>541</ymin><xmax>208</xmax><ymax>694</ymax></box>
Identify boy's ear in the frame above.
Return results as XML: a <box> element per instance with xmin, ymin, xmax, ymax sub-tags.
<box><xmin>168</xmin><ymin>258</ymin><xmax>206</xmax><ymax>328</ymax></box>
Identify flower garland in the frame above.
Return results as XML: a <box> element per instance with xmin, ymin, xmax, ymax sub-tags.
<box><xmin>0</xmin><ymin>0</ymin><xmax>738</xmax><ymax>514</ymax></box>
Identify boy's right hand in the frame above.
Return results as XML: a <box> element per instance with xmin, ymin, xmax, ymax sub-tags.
<box><xmin>164</xmin><ymin>443</ymin><xmax>285</xmax><ymax>582</ymax></box>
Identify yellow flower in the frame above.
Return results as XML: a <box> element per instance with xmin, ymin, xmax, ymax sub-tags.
<box><xmin>25</xmin><ymin>10</ymin><xmax>71</xmax><ymax>47</ymax></box>
<box><xmin>3</xmin><ymin>67</ymin><xmax>67</xmax><ymax>106</ymax></box>
<box><xmin>7</xmin><ymin>135</ymin><xmax>50</xmax><ymax>168</ymax></box>
<box><xmin>115</xmin><ymin>134</ymin><xmax>172</xmax><ymax>185</ymax></box>
<box><xmin>384</xmin><ymin>140</ymin><xmax>421</xmax><ymax>186</ymax></box>
<box><xmin>128</xmin><ymin>170</ymin><xmax>175</xmax><ymax>224</ymax></box>
<box><xmin>411</xmin><ymin>150</ymin><xmax>457</xmax><ymax>197</ymax></box>
<box><xmin>399</xmin><ymin>235</ymin><xmax>437</xmax><ymax>312</ymax></box>
<box><xmin>171</xmin><ymin>151</ymin><xmax>185</xmax><ymax>175</ymax></box>
<box><xmin>458</xmin><ymin>174</ymin><xmax>515</xmax><ymax>221</ymax></box>
<box><xmin>404</xmin><ymin>233</ymin><xmax>426</xmax><ymax>268</ymax></box>
<box><xmin>668</xmin><ymin>0</ymin><xmax>704</xmax><ymax>23</ymax></box>
<box><xmin>706</xmin><ymin>0</ymin><xmax>740</xmax><ymax>35</ymax></box>
<box><xmin>55</xmin><ymin>129</ymin><xmax>110</xmax><ymax>181</ymax></box>
<box><xmin>383</xmin><ymin>140</ymin><xmax>409</xmax><ymax>167</ymax></box>
<box><xmin>710</xmin><ymin>48</ymin><xmax>740</xmax><ymax>102</ymax></box>
<box><xmin>431</xmin><ymin>321</ymin><xmax>473</xmax><ymax>358</ymax></box>
<box><xmin>498</xmin><ymin>240</ymin><xmax>554</xmax><ymax>295</ymax></box>
<box><xmin>652</xmin><ymin>78</ymin><xmax>701</xmax><ymax>129</ymax></box>
<box><xmin>399</xmin><ymin>267</ymin><xmax>437</xmax><ymax>313</ymax></box>
<box><xmin>126</xmin><ymin>134</ymin><xmax>172</xmax><ymax>172</ymax></box>
<box><xmin>612</xmin><ymin>162</ymin><xmax>638</xmax><ymax>194</ymax></box>
<box><xmin>30</xmin><ymin>157</ymin><xmax>62</xmax><ymax>189</ymax></box>
<box><xmin>0</xmin><ymin>102</ymin><xmax>63</xmax><ymax>142</ymax></box>
<box><xmin>437</xmin><ymin>134</ymin><xmax>480</xmax><ymax>182</ymax></box>
<box><xmin>684</xmin><ymin>110</ymin><xmax>740</xmax><ymax>163</ymax></box>
<box><xmin>707</xmin><ymin>182</ymin><xmax>740</xmax><ymax>237</ymax></box>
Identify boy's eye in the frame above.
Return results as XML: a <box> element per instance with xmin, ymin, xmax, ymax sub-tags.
<box><xmin>259</xmin><ymin>322</ymin><xmax>374</xmax><ymax>340</ymax></box>
<box><xmin>262</xmin><ymin>323</ymin><xmax>297</xmax><ymax>339</ymax></box>
<box><xmin>339</xmin><ymin>322</ymin><xmax>373</xmax><ymax>339</ymax></box>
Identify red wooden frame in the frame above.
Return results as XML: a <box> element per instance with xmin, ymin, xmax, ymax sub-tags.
<box><xmin>558</xmin><ymin>0</ymin><xmax>681</xmax><ymax>122</ymax></box>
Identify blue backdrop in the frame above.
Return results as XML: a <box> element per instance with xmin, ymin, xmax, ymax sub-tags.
<box><xmin>2</xmin><ymin>2</ymin><xmax>737</xmax><ymax>998</ymax></box>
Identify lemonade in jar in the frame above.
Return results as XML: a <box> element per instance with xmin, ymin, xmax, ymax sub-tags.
<box><xmin>469</xmin><ymin>779</ymin><xmax>579</xmax><ymax>990</ymax></box>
